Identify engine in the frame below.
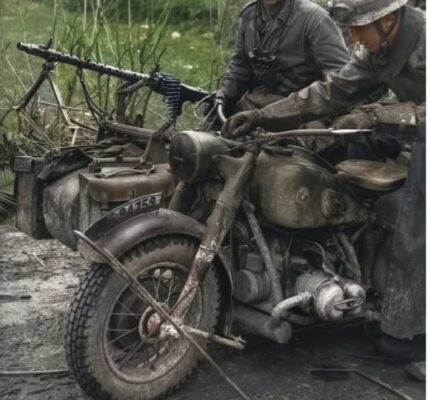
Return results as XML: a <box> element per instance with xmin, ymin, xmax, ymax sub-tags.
<box><xmin>294</xmin><ymin>271</ymin><xmax>365</xmax><ymax>320</ymax></box>
<box><xmin>231</xmin><ymin>220</ymin><xmax>366</xmax><ymax>334</ymax></box>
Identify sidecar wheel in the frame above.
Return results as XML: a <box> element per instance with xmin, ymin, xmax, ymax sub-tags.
<box><xmin>66</xmin><ymin>235</ymin><xmax>220</xmax><ymax>400</ymax></box>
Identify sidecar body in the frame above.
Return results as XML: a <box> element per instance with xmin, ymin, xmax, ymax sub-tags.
<box><xmin>12</xmin><ymin>146</ymin><xmax>175</xmax><ymax>250</ymax></box>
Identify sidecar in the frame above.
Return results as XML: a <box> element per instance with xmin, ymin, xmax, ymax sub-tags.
<box><xmin>12</xmin><ymin>137</ymin><xmax>175</xmax><ymax>250</ymax></box>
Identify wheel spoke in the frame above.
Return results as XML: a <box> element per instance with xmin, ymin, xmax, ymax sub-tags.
<box><xmin>112</xmin><ymin>340</ymin><xmax>140</xmax><ymax>363</ymax></box>
<box><xmin>147</xmin><ymin>340</ymin><xmax>161</xmax><ymax>370</ymax></box>
<box><xmin>111</xmin><ymin>312</ymin><xmax>141</xmax><ymax>317</ymax></box>
<box><xmin>105</xmin><ymin>262</ymin><xmax>204</xmax><ymax>381</ymax></box>
<box><xmin>116</xmin><ymin>300</ymin><xmax>140</xmax><ymax>321</ymax></box>
<box><xmin>117</xmin><ymin>339</ymin><xmax>146</xmax><ymax>370</ymax></box>
<box><xmin>108</xmin><ymin>327</ymin><xmax>138</xmax><ymax>345</ymax></box>
<box><xmin>151</xmin><ymin>274</ymin><xmax>160</xmax><ymax>300</ymax></box>
<box><xmin>165</xmin><ymin>271</ymin><xmax>175</xmax><ymax>305</ymax></box>
<box><xmin>155</xmin><ymin>270</ymin><xmax>163</xmax><ymax>300</ymax></box>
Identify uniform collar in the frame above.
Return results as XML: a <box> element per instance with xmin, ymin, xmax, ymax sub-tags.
<box><xmin>374</xmin><ymin>6</ymin><xmax>424</xmax><ymax>79</ymax></box>
<box><xmin>258</xmin><ymin>0</ymin><xmax>293</xmax><ymax>24</ymax></box>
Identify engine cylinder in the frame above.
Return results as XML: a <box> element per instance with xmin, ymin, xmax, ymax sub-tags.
<box><xmin>295</xmin><ymin>272</ymin><xmax>344</xmax><ymax>321</ymax></box>
<box><xmin>234</xmin><ymin>269</ymin><xmax>271</xmax><ymax>303</ymax></box>
<box><xmin>342</xmin><ymin>281</ymin><xmax>366</xmax><ymax>316</ymax></box>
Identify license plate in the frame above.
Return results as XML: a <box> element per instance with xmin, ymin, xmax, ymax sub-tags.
<box><xmin>110</xmin><ymin>193</ymin><xmax>162</xmax><ymax>219</ymax></box>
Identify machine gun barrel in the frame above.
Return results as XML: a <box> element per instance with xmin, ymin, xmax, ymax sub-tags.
<box><xmin>17</xmin><ymin>42</ymin><xmax>212</xmax><ymax>119</ymax></box>
<box><xmin>17</xmin><ymin>42</ymin><xmax>150</xmax><ymax>83</ymax></box>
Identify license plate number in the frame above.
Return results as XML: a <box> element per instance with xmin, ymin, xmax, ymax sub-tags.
<box><xmin>111</xmin><ymin>193</ymin><xmax>162</xmax><ymax>219</ymax></box>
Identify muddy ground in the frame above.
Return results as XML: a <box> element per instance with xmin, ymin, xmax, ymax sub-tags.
<box><xmin>0</xmin><ymin>223</ymin><xmax>425</xmax><ymax>400</ymax></box>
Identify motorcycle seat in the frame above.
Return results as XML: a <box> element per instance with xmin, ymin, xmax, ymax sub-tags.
<box><xmin>335</xmin><ymin>159</ymin><xmax>408</xmax><ymax>192</ymax></box>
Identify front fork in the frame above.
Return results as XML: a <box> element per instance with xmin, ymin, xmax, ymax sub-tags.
<box><xmin>170</xmin><ymin>150</ymin><xmax>255</xmax><ymax>321</ymax></box>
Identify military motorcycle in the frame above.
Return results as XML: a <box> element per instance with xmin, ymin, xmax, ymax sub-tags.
<box><xmin>68</xmin><ymin>126</ymin><xmax>408</xmax><ymax>400</ymax></box>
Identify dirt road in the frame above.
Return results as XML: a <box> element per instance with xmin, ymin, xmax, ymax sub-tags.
<box><xmin>0</xmin><ymin>223</ymin><xmax>425</xmax><ymax>400</ymax></box>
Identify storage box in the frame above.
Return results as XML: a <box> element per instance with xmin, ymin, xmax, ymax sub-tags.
<box><xmin>13</xmin><ymin>156</ymin><xmax>52</xmax><ymax>239</ymax></box>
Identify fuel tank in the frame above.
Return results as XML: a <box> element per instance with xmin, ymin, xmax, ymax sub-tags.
<box><xmin>251</xmin><ymin>149</ymin><xmax>367</xmax><ymax>229</ymax></box>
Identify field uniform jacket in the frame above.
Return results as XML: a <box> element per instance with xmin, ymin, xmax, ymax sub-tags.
<box><xmin>260</xmin><ymin>6</ymin><xmax>426</xmax><ymax>131</ymax></box>
<box><xmin>259</xmin><ymin>6</ymin><xmax>426</xmax><ymax>339</ymax></box>
<box><xmin>219</xmin><ymin>0</ymin><xmax>350</xmax><ymax>102</ymax></box>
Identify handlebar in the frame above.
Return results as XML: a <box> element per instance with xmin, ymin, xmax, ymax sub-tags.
<box><xmin>216</xmin><ymin>103</ymin><xmax>227</xmax><ymax>124</ymax></box>
<box><xmin>258</xmin><ymin>128</ymin><xmax>373</xmax><ymax>142</ymax></box>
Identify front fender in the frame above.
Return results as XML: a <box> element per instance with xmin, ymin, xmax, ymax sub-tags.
<box><xmin>79</xmin><ymin>208</ymin><xmax>234</xmax><ymax>335</ymax></box>
<box><xmin>86</xmin><ymin>208</ymin><xmax>205</xmax><ymax>258</ymax></box>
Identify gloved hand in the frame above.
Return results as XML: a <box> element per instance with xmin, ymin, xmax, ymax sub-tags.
<box><xmin>332</xmin><ymin>111</ymin><xmax>377</xmax><ymax>130</ymax></box>
<box><xmin>298</xmin><ymin>120</ymin><xmax>336</xmax><ymax>152</ymax></box>
<box><xmin>372</xmin><ymin>102</ymin><xmax>422</xmax><ymax>126</ymax></box>
<box><xmin>221</xmin><ymin>109</ymin><xmax>264</xmax><ymax>138</ymax></box>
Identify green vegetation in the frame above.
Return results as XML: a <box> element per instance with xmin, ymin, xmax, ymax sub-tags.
<box><xmin>0</xmin><ymin>0</ymin><xmax>246</xmax><ymax>154</ymax></box>
<box><xmin>0</xmin><ymin>0</ymin><xmax>326</xmax><ymax>218</ymax></box>
<box><xmin>59</xmin><ymin>0</ymin><xmax>243</xmax><ymax>26</ymax></box>
<box><xmin>0</xmin><ymin>0</ymin><xmax>247</xmax><ymax>217</ymax></box>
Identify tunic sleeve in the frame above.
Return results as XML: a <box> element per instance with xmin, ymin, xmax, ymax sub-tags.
<box><xmin>219</xmin><ymin>17</ymin><xmax>252</xmax><ymax>100</ymax></box>
<box><xmin>261</xmin><ymin>45</ymin><xmax>382</xmax><ymax>131</ymax></box>
<box><xmin>305</xmin><ymin>9</ymin><xmax>350</xmax><ymax>78</ymax></box>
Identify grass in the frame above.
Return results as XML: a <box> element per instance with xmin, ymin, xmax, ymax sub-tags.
<box><xmin>0</xmin><ymin>0</ymin><xmax>248</xmax><ymax>161</ymax></box>
<box><xmin>0</xmin><ymin>0</ymin><xmax>330</xmax><ymax>220</ymax></box>
<box><xmin>0</xmin><ymin>0</ymin><xmax>243</xmax><ymax>91</ymax></box>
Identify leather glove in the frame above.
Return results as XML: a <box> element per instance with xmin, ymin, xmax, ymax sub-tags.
<box><xmin>372</xmin><ymin>102</ymin><xmax>422</xmax><ymax>126</ymax></box>
<box><xmin>221</xmin><ymin>109</ymin><xmax>264</xmax><ymax>138</ymax></box>
<box><xmin>298</xmin><ymin>120</ymin><xmax>336</xmax><ymax>152</ymax></box>
<box><xmin>332</xmin><ymin>111</ymin><xmax>377</xmax><ymax>130</ymax></box>
<box><xmin>333</xmin><ymin>102</ymin><xmax>423</xmax><ymax>131</ymax></box>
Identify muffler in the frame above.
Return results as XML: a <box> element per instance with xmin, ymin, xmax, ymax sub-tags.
<box><xmin>233</xmin><ymin>304</ymin><xmax>292</xmax><ymax>344</ymax></box>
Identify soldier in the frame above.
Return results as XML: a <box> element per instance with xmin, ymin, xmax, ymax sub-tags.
<box><xmin>408</xmin><ymin>0</ymin><xmax>425</xmax><ymax>9</ymax></box>
<box><xmin>222</xmin><ymin>0</ymin><xmax>425</xmax><ymax>378</ymax></box>
<box><xmin>216</xmin><ymin>0</ymin><xmax>350</xmax><ymax>114</ymax></box>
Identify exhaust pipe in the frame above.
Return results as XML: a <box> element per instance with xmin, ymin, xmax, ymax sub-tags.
<box><xmin>233</xmin><ymin>304</ymin><xmax>292</xmax><ymax>344</ymax></box>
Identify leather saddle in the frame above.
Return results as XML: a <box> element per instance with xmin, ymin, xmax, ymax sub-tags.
<box><xmin>335</xmin><ymin>159</ymin><xmax>408</xmax><ymax>192</ymax></box>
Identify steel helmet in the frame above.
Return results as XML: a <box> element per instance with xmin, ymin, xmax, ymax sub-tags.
<box><xmin>329</xmin><ymin>0</ymin><xmax>408</xmax><ymax>26</ymax></box>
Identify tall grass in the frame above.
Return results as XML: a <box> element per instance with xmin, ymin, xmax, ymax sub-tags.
<box><xmin>0</xmin><ymin>0</ymin><xmax>247</xmax><ymax>162</ymax></box>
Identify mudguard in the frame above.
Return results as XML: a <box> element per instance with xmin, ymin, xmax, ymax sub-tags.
<box><xmin>78</xmin><ymin>198</ymin><xmax>234</xmax><ymax>335</ymax></box>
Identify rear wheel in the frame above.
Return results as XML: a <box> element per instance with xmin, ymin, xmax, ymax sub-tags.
<box><xmin>66</xmin><ymin>235</ymin><xmax>220</xmax><ymax>400</ymax></box>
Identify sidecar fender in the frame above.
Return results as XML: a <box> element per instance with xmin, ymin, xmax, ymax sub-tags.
<box><xmin>78</xmin><ymin>207</ymin><xmax>234</xmax><ymax>334</ymax></box>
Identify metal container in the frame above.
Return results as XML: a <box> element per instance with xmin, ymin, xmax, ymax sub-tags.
<box><xmin>13</xmin><ymin>156</ymin><xmax>51</xmax><ymax>239</ymax></box>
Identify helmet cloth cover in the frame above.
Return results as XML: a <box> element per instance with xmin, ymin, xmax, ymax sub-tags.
<box><xmin>329</xmin><ymin>0</ymin><xmax>407</xmax><ymax>26</ymax></box>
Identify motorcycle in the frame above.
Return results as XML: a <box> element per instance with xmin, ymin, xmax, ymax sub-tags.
<box><xmin>67</xmin><ymin>125</ymin><xmax>408</xmax><ymax>399</ymax></box>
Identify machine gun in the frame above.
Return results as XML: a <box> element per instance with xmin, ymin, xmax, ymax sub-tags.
<box><xmin>17</xmin><ymin>42</ymin><xmax>213</xmax><ymax>123</ymax></box>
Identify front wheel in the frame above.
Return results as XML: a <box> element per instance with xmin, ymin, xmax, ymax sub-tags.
<box><xmin>66</xmin><ymin>235</ymin><xmax>221</xmax><ymax>400</ymax></box>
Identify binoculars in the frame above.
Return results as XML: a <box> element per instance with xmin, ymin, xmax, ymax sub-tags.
<box><xmin>248</xmin><ymin>48</ymin><xmax>283</xmax><ymax>71</ymax></box>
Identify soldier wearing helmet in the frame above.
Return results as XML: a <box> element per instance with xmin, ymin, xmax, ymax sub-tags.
<box><xmin>222</xmin><ymin>0</ymin><xmax>424</xmax><ymax>136</ymax></box>
<box><xmin>216</xmin><ymin>0</ymin><xmax>350</xmax><ymax>114</ymax></box>
<box><xmin>223</xmin><ymin>0</ymin><xmax>425</xmax><ymax>378</ymax></box>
